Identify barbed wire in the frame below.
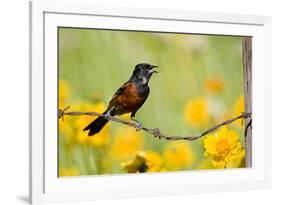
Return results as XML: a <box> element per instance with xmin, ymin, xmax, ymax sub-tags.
<box><xmin>58</xmin><ymin>106</ymin><xmax>251</xmax><ymax>141</ymax></box>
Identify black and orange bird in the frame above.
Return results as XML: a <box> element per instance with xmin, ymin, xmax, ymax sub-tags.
<box><xmin>83</xmin><ymin>63</ymin><xmax>158</xmax><ymax>136</ymax></box>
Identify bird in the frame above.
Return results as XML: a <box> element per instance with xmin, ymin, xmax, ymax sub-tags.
<box><xmin>83</xmin><ymin>63</ymin><xmax>158</xmax><ymax>136</ymax></box>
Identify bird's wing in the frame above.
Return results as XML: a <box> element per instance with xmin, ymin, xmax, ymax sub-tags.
<box><xmin>108</xmin><ymin>81</ymin><xmax>130</xmax><ymax>106</ymax></box>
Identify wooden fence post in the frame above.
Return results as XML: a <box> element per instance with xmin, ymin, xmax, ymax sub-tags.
<box><xmin>242</xmin><ymin>37</ymin><xmax>252</xmax><ymax>167</ymax></box>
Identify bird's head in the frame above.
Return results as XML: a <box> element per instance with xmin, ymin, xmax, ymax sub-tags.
<box><xmin>131</xmin><ymin>63</ymin><xmax>158</xmax><ymax>85</ymax></box>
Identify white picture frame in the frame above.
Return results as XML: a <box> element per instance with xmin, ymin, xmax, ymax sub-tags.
<box><xmin>30</xmin><ymin>1</ymin><xmax>272</xmax><ymax>204</ymax></box>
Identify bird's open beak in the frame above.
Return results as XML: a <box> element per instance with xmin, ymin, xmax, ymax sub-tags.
<box><xmin>150</xmin><ymin>65</ymin><xmax>158</xmax><ymax>73</ymax></box>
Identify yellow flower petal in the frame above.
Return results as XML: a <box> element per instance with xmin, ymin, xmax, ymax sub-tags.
<box><xmin>145</xmin><ymin>150</ymin><xmax>163</xmax><ymax>172</ymax></box>
<box><xmin>122</xmin><ymin>151</ymin><xmax>147</xmax><ymax>173</ymax></box>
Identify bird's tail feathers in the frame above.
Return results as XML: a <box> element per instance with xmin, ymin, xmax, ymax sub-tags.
<box><xmin>83</xmin><ymin>110</ymin><xmax>109</xmax><ymax>136</ymax></box>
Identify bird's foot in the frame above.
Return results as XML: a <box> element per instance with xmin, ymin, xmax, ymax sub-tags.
<box><xmin>135</xmin><ymin>122</ymin><xmax>143</xmax><ymax>131</ymax></box>
<box><xmin>131</xmin><ymin>118</ymin><xmax>143</xmax><ymax>131</ymax></box>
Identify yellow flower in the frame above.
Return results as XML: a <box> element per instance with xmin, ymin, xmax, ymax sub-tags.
<box><xmin>59</xmin><ymin>79</ymin><xmax>71</xmax><ymax>108</ymax></box>
<box><xmin>122</xmin><ymin>151</ymin><xmax>147</xmax><ymax>173</ymax></box>
<box><xmin>203</xmin><ymin>126</ymin><xmax>244</xmax><ymax>168</ymax></box>
<box><xmin>122</xmin><ymin>150</ymin><xmax>163</xmax><ymax>173</ymax></box>
<box><xmin>59</xmin><ymin>167</ymin><xmax>79</xmax><ymax>177</ymax></box>
<box><xmin>233</xmin><ymin>96</ymin><xmax>245</xmax><ymax>126</ymax></box>
<box><xmin>145</xmin><ymin>150</ymin><xmax>163</xmax><ymax>172</ymax></box>
<box><xmin>183</xmin><ymin>97</ymin><xmax>209</xmax><ymax>127</ymax></box>
<box><xmin>73</xmin><ymin>102</ymin><xmax>110</xmax><ymax>146</ymax></box>
<box><xmin>205</xmin><ymin>76</ymin><xmax>224</xmax><ymax>94</ymax></box>
<box><xmin>163</xmin><ymin>141</ymin><xmax>194</xmax><ymax>171</ymax></box>
<box><xmin>110</xmin><ymin>127</ymin><xmax>144</xmax><ymax>161</ymax></box>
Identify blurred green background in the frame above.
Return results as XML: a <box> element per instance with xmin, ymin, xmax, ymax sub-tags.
<box><xmin>58</xmin><ymin>27</ymin><xmax>245</xmax><ymax>177</ymax></box>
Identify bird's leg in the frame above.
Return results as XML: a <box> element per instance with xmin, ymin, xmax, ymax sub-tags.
<box><xmin>131</xmin><ymin>117</ymin><xmax>143</xmax><ymax>131</ymax></box>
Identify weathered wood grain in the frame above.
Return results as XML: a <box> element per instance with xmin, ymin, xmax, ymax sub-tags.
<box><xmin>242</xmin><ymin>37</ymin><xmax>252</xmax><ymax>167</ymax></box>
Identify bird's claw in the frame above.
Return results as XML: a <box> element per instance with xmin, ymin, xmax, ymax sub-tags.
<box><xmin>135</xmin><ymin>122</ymin><xmax>143</xmax><ymax>131</ymax></box>
<box><xmin>131</xmin><ymin>118</ymin><xmax>142</xmax><ymax>131</ymax></box>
